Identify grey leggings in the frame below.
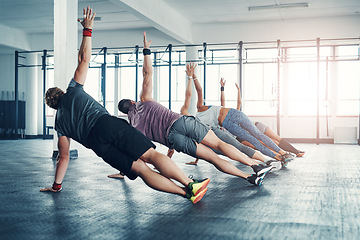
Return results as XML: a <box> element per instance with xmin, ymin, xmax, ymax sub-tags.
<box><xmin>210</xmin><ymin>126</ymin><xmax>256</xmax><ymax>158</ymax></box>
<box><xmin>222</xmin><ymin>109</ymin><xmax>280</xmax><ymax>158</ymax></box>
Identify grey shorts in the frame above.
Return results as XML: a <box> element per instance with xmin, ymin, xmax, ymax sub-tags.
<box><xmin>254</xmin><ymin>122</ymin><xmax>269</xmax><ymax>134</ymax></box>
<box><xmin>167</xmin><ymin>115</ymin><xmax>210</xmax><ymax>158</ymax></box>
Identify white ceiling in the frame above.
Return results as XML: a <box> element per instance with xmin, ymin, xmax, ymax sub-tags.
<box><xmin>0</xmin><ymin>0</ymin><xmax>359</xmax><ymax>33</ymax></box>
<box><xmin>0</xmin><ymin>0</ymin><xmax>359</xmax><ymax>51</ymax></box>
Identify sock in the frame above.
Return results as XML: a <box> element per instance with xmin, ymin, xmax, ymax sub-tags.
<box><xmin>278</xmin><ymin>139</ymin><xmax>299</xmax><ymax>154</ymax></box>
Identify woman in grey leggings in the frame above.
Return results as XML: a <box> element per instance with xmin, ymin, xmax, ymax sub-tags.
<box><xmin>179</xmin><ymin>63</ymin><xmax>281</xmax><ymax>170</ymax></box>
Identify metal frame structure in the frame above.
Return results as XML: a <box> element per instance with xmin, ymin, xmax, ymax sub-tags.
<box><xmin>14</xmin><ymin>37</ymin><xmax>360</xmax><ymax>144</ymax></box>
<box><xmin>14</xmin><ymin>49</ymin><xmax>54</xmax><ymax>139</ymax></box>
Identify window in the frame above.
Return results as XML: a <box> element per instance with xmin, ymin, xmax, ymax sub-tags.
<box><xmin>243</xmin><ymin>63</ymin><xmax>277</xmax><ymax>116</ymax></box>
<box><xmin>336</xmin><ymin>61</ymin><xmax>360</xmax><ymax>116</ymax></box>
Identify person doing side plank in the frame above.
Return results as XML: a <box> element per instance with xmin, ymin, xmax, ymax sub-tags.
<box><xmin>192</xmin><ymin>73</ymin><xmax>292</xmax><ymax>167</ymax></box>
<box><xmin>180</xmin><ymin>63</ymin><xmax>281</xmax><ymax>171</ymax></box>
<box><xmin>118</xmin><ymin>33</ymin><xmax>273</xmax><ymax>186</ymax></box>
<box><xmin>41</xmin><ymin>7</ymin><xmax>208</xmax><ymax>204</ymax></box>
<box><xmin>221</xmin><ymin>80</ymin><xmax>305</xmax><ymax>158</ymax></box>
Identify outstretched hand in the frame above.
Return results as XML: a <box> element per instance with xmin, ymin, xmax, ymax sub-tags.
<box><xmin>186</xmin><ymin>62</ymin><xmax>197</xmax><ymax>77</ymax></box>
<box><xmin>235</xmin><ymin>82</ymin><xmax>240</xmax><ymax>90</ymax></box>
<box><xmin>40</xmin><ymin>186</ymin><xmax>61</xmax><ymax>193</ymax></box>
<box><xmin>143</xmin><ymin>32</ymin><xmax>152</xmax><ymax>49</ymax></box>
<box><xmin>78</xmin><ymin>6</ymin><xmax>96</xmax><ymax>29</ymax></box>
<box><xmin>220</xmin><ymin>78</ymin><xmax>226</xmax><ymax>87</ymax></box>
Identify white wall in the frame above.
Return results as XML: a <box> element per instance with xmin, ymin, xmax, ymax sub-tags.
<box><xmin>1</xmin><ymin>14</ymin><xmax>358</xmax><ymax>140</ymax></box>
<box><xmin>29</xmin><ymin>27</ymin><xmax>182</xmax><ymax>51</ymax></box>
<box><xmin>24</xmin><ymin>15</ymin><xmax>360</xmax><ymax>50</ymax></box>
<box><xmin>0</xmin><ymin>54</ymin><xmax>16</xmax><ymax>95</ymax></box>
<box><xmin>193</xmin><ymin>15</ymin><xmax>360</xmax><ymax>43</ymax></box>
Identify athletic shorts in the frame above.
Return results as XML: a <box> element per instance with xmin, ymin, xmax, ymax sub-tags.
<box><xmin>87</xmin><ymin>115</ymin><xmax>156</xmax><ymax>180</ymax></box>
<box><xmin>167</xmin><ymin>115</ymin><xmax>210</xmax><ymax>158</ymax></box>
<box><xmin>254</xmin><ymin>122</ymin><xmax>269</xmax><ymax>134</ymax></box>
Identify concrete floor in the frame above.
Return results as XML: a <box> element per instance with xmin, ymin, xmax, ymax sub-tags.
<box><xmin>0</xmin><ymin>139</ymin><xmax>359</xmax><ymax>240</ymax></box>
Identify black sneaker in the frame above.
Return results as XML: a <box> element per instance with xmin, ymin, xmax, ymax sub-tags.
<box><xmin>251</xmin><ymin>164</ymin><xmax>274</xmax><ymax>176</ymax></box>
<box><xmin>247</xmin><ymin>173</ymin><xmax>267</xmax><ymax>186</ymax></box>
<box><xmin>265</xmin><ymin>160</ymin><xmax>282</xmax><ymax>171</ymax></box>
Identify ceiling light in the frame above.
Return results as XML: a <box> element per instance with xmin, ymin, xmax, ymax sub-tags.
<box><xmin>248</xmin><ymin>2</ymin><xmax>308</xmax><ymax>11</ymax></box>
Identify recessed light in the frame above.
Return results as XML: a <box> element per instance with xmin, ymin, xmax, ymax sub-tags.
<box><xmin>248</xmin><ymin>2</ymin><xmax>309</xmax><ymax>11</ymax></box>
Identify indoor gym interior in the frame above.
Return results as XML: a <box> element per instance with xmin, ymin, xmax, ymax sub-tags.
<box><xmin>0</xmin><ymin>0</ymin><xmax>359</xmax><ymax>239</ymax></box>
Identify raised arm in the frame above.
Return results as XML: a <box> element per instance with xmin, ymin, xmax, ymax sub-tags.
<box><xmin>73</xmin><ymin>6</ymin><xmax>95</xmax><ymax>85</ymax></box>
<box><xmin>180</xmin><ymin>62</ymin><xmax>197</xmax><ymax>115</ymax></box>
<box><xmin>193</xmin><ymin>72</ymin><xmax>207</xmax><ymax>111</ymax></box>
<box><xmin>235</xmin><ymin>82</ymin><xmax>242</xmax><ymax>110</ymax></box>
<box><xmin>220</xmin><ymin>78</ymin><xmax>226</xmax><ymax>107</ymax></box>
<box><xmin>140</xmin><ymin>32</ymin><xmax>154</xmax><ymax>102</ymax></box>
<box><xmin>40</xmin><ymin>136</ymin><xmax>70</xmax><ymax>192</ymax></box>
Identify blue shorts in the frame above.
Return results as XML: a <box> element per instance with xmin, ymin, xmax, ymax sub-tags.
<box><xmin>167</xmin><ymin>116</ymin><xmax>210</xmax><ymax>158</ymax></box>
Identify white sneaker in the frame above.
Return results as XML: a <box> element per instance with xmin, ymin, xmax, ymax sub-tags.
<box><xmin>265</xmin><ymin>160</ymin><xmax>282</xmax><ymax>171</ymax></box>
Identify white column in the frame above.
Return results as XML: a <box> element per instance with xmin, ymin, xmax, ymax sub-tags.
<box><xmin>53</xmin><ymin>0</ymin><xmax>78</xmax><ymax>154</ymax></box>
<box><xmin>54</xmin><ymin>0</ymin><xmax>78</xmax><ymax>89</ymax></box>
<box><xmin>25</xmin><ymin>53</ymin><xmax>38</xmax><ymax>136</ymax></box>
<box><xmin>114</xmin><ymin>55</ymin><xmax>119</xmax><ymax>116</ymax></box>
<box><xmin>186</xmin><ymin>46</ymin><xmax>199</xmax><ymax>116</ymax></box>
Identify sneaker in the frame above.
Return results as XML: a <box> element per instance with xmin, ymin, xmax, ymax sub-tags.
<box><xmin>188</xmin><ymin>188</ymin><xmax>208</xmax><ymax>204</ymax></box>
<box><xmin>283</xmin><ymin>153</ymin><xmax>294</xmax><ymax>161</ymax></box>
<box><xmin>251</xmin><ymin>164</ymin><xmax>274</xmax><ymax>176</ymax></box>
<box><xmin>296</xmin><ymin>151</ymin><xmax>305</xmax><ymax>157</ymax></box>
<box><xmin>247</xmin><ymin>173</ymin><xmax>267</xmax><ymax>186</ymax></box>
<box><xmin>281</xmin><ymin>153</ymin><xmax>293</xmax><ymax>167</ymax></box>
<box><xmin>265</xmin><ymin>160</ymin><xmax>282</xmax><ymax>171</ymax></box>
<box><xmin>187</xmin><ymin>178</ymin><xmax>210</xmax><ymax>196</ymax></box>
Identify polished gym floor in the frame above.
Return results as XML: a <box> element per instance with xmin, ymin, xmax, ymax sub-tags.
<box><xmin>0</xmin><ymin>139</ymin><xmax>359</xmax><ymax>240</ymax></box>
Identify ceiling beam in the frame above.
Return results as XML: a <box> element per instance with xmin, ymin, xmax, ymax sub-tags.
<box><xmin>109</xmin><ymin>0</ymin><xmax>193</xmax><ymax>44</ymax></box>
<box><xmin>0</xmin><ymin>24</ymin><xmax>31</xmax><ymax>51</ymax></box>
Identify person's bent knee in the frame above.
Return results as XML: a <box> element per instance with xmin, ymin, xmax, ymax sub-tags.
<box><xmin>139</xmin><ymin>147</ymin><xmax>156</xmax><ymax>162</ymax></box>
<box><xmin>131</xmin><ymin>159</ymin><xmax>148</xmax><ymax>176</ymax></box>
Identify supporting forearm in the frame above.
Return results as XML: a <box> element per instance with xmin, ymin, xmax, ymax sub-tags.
<box><xmin>54</xmin><ymin>155</ymin><xmax>70</xmax><ymax>184</ymax></box>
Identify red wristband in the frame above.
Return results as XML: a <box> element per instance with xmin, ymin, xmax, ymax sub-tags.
<box><xmin>83</xmin><ymin>28</ymin><xmax>92</xmax><ymax>37</ymax></box>
<box><xmin>52</xmin><ymin>182</ymin><xmax>62</xmax><ymax>191</ymax></box>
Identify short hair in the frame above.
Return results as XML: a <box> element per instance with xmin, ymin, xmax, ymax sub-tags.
<box><xmin>118</xmin><ymin>99</ymin><xmax>132</xmax><ymax>114</ymax></box>
<box><xmin>44</xmin><ymin>87</ymin><xmax>64</xmax><ymax>110</ymax></box>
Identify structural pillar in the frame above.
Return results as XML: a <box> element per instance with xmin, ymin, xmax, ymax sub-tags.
<box><xmin>25</xmin><ymin>53</ymin><xmax>38</xmax><ymax>137</ymax></box>
<box><xmin>53</xmin><ymin>0</ymin><xmax>78</xmax><ymax>158</ymax></box>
